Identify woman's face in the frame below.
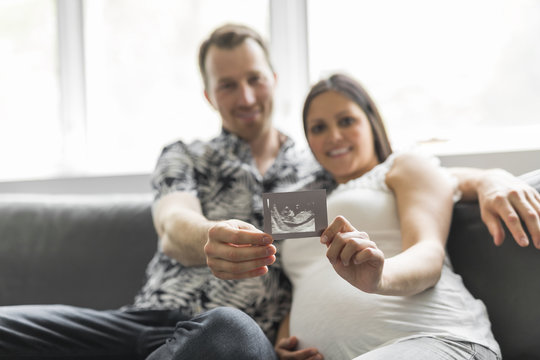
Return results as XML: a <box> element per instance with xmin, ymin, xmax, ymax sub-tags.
<box><xmin>305</xmin><ymin>90</ymin><xmax>379</xmax><ymax>184</ymax></box>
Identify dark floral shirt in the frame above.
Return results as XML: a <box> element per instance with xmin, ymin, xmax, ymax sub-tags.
<box><xmin>131</xmin><ymin>129</ymin><xmax>334</xmax><ymax>341</ymax></box>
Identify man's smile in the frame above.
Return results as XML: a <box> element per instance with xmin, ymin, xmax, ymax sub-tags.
<box><xmin>235</xmin><ymin>108</ymin><xmax>261</xmax><ymax>123</ymax></box>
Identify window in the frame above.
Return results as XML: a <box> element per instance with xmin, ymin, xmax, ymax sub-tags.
<box><xmin>0</xmin><ymin>0</ymin><xmax>269</xmax><ymax>181</ymax></box>
<box><xmin>307</xmin><ymin>0</ymin><xmax>540</xmax><ymax>155</ymax></box>
<box><xmin>83</xmin><ymin>0</ymin><xmax>269</xmax><ymax>176</ymax></box>
<box><xmin>0</xmin><ymin>0</ymin><xmax>60</xmax><ymax>180</ymax></box>
<box><xmin>2</xmin><ymin>0</ymin><xmax>538</xmax><ymax>182</ymax></box>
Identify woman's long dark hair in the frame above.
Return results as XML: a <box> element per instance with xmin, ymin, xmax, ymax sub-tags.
<box><xmin>302</xmin><ymin>73</ymin><xmax>393</xmax><ymax>163</ymax></box>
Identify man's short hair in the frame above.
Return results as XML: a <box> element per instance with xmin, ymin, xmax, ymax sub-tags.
<box><xmin>198</xmin><ymin>23</ymin><xmax>274</xmax><ymax>89</ymax></box>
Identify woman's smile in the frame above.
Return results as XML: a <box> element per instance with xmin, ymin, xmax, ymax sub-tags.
<box><xmin>327</xmin><ymin>146</ymin><xmax>353</xmax><ymax>158</ymax></box>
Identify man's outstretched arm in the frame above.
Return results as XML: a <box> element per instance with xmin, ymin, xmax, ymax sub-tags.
<box><xmin>154</xmin><ymin>191</ymin><xmax>276</xmax><ymax>276</ymax></box>
<box><xmin>153</xmin><ymin>191</ymin><xmax>214</xmax><ymax>266</ymax></box>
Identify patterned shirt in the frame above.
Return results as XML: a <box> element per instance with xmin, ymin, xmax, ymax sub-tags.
<box><xmin>131</xmin><ymin>129</ymin><xmax>334</xmax><ymax>341</ymax></box>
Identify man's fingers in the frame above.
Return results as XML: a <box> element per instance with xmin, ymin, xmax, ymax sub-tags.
<box><xmin>482</xmin><ymin>185</ymin><xmax>540</xmax><ymax>248</ymax></box>
<box><xmin>234</xmin><ymin>229</ymin><xmax>273</xmax><ymax>246</ymax></box>
<box><xmin>208</xmin><ymin>256</ymin><xmax>276</xmax><ymax>280</ymax></box>
<box><xmin>212</xmin><ymin>266</ymin><xmax>269</xmax><ymax>280</ymax></box>
<box><xmin>205</xmin><ymin>221</ymin><xmax>277</xmax><ymax>280</ymax></box>
<box><xmin>481</xmin><ymin>191</ymin><xmax>529</xmax><ymax>247</ymax></box>
<box><xmin>534</xmin><ymin>189</ymin><xmax>540</xmax><ymax>204</ymax></box>
<box><xmin>208</xmin><ymin>224</ymin><xmax>273</xmax><ymax>246</ymax></box>
<box><xmin>519</xmin><ymin>191</ymin><xmax>540</xmax><ymax>248</ymax></box>
<box><xmin>206</xmin><ymin>250</ymin><xmax>276</xmax><ymax>273</ymax></box>
<box><xmin>528</xmin><ymin>190</ymin><xmax>540</xmax><ymax>213</ymax></box>
<box><xmin>481</xmin><ymin>210</ymin><xmax>506</xmax><ymax>247</ymax></box>
<box><xmin>499</xmin><ymin>193</ymin><xmax>530</xmax><ymax>247</ymax></box>
<box><xmin>205</xmin><ymin>239</ymin><xmax>276</xmax><ymax>262</ymax></box>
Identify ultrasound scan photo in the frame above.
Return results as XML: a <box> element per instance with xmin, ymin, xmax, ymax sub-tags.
<box><xmin>262</xmin><ymin>189</ymin><xmax>327</xmax><ymax>240</ymax></box>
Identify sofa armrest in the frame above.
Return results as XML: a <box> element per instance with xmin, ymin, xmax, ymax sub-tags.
<box><xmin>0</xmin><ymin>194</ymin><xmax>156</xmax><ymax>310</ymax></box>
<box><xmin>446</xmin><ymin>169</ymin><xmax>540</xmax><ymax>360</ymax></box>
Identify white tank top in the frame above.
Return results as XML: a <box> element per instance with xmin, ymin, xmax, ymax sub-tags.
<box><xmin>281</xmin><ymin>154</ymin><xmax>500</xmax><ymax>359</ymax></box>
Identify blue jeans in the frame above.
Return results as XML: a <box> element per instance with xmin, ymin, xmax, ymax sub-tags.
<box><xmin>353</xmin><ymin>336</ymin><xmax>499</xmax><ymax>360</ymax></box>
<box><xmin>0</xmin><ymin>305</ymin><xmax>277</xmax><ymax>360</ymax></box>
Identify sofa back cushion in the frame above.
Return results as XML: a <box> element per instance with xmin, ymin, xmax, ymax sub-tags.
<box><xmin>0</xmin><ymin>194</ymin><xmax>156</xmax><ymax>310</ymax></box>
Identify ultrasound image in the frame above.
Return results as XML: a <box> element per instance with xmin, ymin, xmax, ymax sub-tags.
<box><xmin>271</xmin><ymin>202</ymin><xmax>316</xmax><ymax>234</ymax></box>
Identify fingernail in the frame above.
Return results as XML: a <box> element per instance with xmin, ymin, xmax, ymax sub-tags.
<box><xmin>321</xmin><ymin>235</ymin><xmax>328</xmax><ymax>244</ymax></box>
<box><xmin>262</xmin><ymin>236</ymin><xmax>272</xmax><ymax>244</ymax></box>
<box><xmin>520</xmin><ymin>236</ymin><xmax>529</xmax><ymax>246</ymax></box>
<box><xmin>254</xmin><ymin>267</ymin><xmax>268</xmax><ymax>276</ymax></box>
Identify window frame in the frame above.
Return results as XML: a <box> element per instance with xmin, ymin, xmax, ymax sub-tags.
<box><xmin>57</xmin><ymin>0</ymin><xmax>87</xmax><ymax>163</ymax></box>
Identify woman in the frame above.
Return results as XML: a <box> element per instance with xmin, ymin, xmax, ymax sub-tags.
<box><xmin>275</xmin><ymin>74</ymin><xmax>501</xmax><ymax>359</ymax></box>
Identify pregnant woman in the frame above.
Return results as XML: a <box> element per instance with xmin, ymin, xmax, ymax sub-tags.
<box><xmin>276</xmin><ymin>74</ymin><xmax>501</xmax><ymax>360</ymax></box>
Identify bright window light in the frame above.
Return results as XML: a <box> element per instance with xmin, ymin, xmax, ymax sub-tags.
<box><xmin>1</xmin><ymin>0</ymin><xmax>538</xmax><ymax>183</ymax></box>
<box><xmin>307</xmin><ymin>0</ymin><xmax>540</xmax><ymax>155</ymax></box>
<box><xmin>0</xmin><ymin>0</ymin><xmax>269</xmax><ymax>181</ymax></box>
<box><xmin>0</xmin><ymin>0</ymin><xmax>60</xmax><ymax>180</ymax></box>
<box><xmin>83</xmin><ymin>0</ymin><xmax>269</xmax><ymax>177</ymax></box>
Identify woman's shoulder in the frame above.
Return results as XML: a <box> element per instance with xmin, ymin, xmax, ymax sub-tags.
<box><xmin>386</xmin><ymin>151</ymin><xmax>460</xmax><ymax>200</ymax></box>
<box><xmin>390</xmin><ymin>151</ymin><xmax>440</xmax><ymax>169</ymax></box>
<box><xmin>386</xmin><ymin>151</ymin><xmax>441</xmax><ymax>180</ymax></box>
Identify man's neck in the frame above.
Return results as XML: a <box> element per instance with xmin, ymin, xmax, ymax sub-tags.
<box><xmin>249</xmin><ymin>127</ymin><xmax>284</xmax><ymax>176</ymax></box>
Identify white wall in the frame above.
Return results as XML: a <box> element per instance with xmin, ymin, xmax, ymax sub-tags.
<box><xmin>0</xmin><ymin>173</ymin><xmax>151</xmax><ymax>194</ymax></box>
<box><xmin>439</xmin><ymin>149</ymin><xmax>540</xmax><ymax>176</ymax></box>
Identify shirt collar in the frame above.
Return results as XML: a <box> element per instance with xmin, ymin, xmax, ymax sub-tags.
<box><xmin>217</xmin><ymin>127</ymin><xmax>296</xmax><ymax>164</ymax></box>
<box><xmin>216</xmin><ymin>128</ymin><xmax>253</xmax><ymax>163</ymax></box>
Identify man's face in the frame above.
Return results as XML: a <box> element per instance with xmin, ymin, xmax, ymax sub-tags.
<box><xmin>204</xmin><ymin>38</ymin><xmax>276</xmax><ymax>142</ymax></box>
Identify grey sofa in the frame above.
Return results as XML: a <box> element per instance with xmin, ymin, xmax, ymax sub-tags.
<box><xmin>1</xmin><ymin>170</ymin><xmax>539</xmax><ymax>359</ymax></box>
<box><xmin>446</xmin><ymin>169</ymin><xmax>540</xmax><ymax>360</ymax></box>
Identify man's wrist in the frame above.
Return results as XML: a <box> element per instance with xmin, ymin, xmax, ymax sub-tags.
<box><xmin>448</xmin><ymin>167</ymin><xmax>485</xmax><ymax>201</ymax></box>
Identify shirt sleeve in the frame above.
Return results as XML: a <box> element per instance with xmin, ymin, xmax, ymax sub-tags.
<box><xmin>150</xmin><ymin>141</ymin><xmax>198</xmax><ymax>201</ymax></box>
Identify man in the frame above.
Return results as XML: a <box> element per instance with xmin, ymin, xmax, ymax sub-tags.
<box><xmin>1</xmin><ymin>23</ymin><xmax>539</xmax><ymax>360</ymax></box>
<box><xmin>0</xmin><ymin>24</ymin><xmax>288</xmax><ymax>360</ymax></box>
<box><xmin>132</xmin><ymin>23</ymin><xmax>326</xmax><ymax>344</ymax></box>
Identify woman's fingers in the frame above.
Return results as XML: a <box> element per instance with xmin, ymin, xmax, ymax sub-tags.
<box><xmin>321</xmin><ymin>216</ymin><xmax>355</xmax><ymax>245</ymax></box>
<box><xmin>325</xmin><ymin>231</ymin><xmax>374</xmax><ymax>266</ymax></box>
